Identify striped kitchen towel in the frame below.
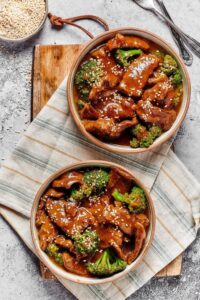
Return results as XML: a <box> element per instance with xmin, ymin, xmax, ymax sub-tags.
<box><xmin>0</xmin><ymin>76</ymin><xmax>199</xmax><ymax>300</ymax></box>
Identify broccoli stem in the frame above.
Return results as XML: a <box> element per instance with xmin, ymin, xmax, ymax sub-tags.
<box><xmin>112</xmin><ymin>190</ymin><xmax>126</xmax><ymax>202</ymax></box>
<box><xmin>112</xmin><ymin>187</ymin><xmax>147</xmax><ymax>214</ymax></box>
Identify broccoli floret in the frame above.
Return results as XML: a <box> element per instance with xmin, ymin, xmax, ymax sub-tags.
<box><xmin>70</xmin><ymin>184</ymin><xmax>91</xmax><ymax>201</ymax></box>
<box><xmin>161</xmin><ymin>55</ymin><xmax>182</xmax><ymax>86</ymax></box>
<box><xmin>130</xmin><ymin>137</ymin><xmax>140</xmax><ymax>148</ymax></box>
<box><xmin>70</xmin><ymin>188</ymin><xmax>84</xmax><ymax>201</ymax></box>
<box><xmin>75</xmin><ymin>59</ymin><xmax>104</xmax><ymax>98</ymax></box>
<box><xmin>115</xmin><ymin>49</ymin><xmax>143</xmax><ymax>67</ymax></box>
<box><xmin>75</xmin><ymin>59</ymin><xmax>103</xmax><ymax>86</ymax></box>
<box><xmin>139</xmin><ymin>132</ymin><xmax>154</xmax><ymax>148</ymax></box>
<box><xmin>161</xmin><ymin>54</ymin><xmax>178</xmax><ymax>75</ymax></box>
<box><xmin>79</xmin><ymin>87</ymin><xmax>90</xmax><ymax>101</ymax></box>
<box><xmin>46</xmin><ymin>243</ymin><xmax>63</xmax><ymax>265</ymax></box>
<box><xmin>87</xmin><ymin>249</ymin><xmax>127</xmax><ymax>276</ymax></box>
<box><xmin>54</xmin><ymin>253</ymin><xmax>64</xmax><ymax>265</ymax></box>
<box><xmin>46</xmin><ymin>243</ymin><xmax>59</xmax><ymax>257</ymax></box>
<box><xmin>112</xmin><ymin>186</ymin><xmax>147</xmax><ymax>214</ymax></box>
<box><xmin>131</xmin><ymin>124</ymin><xmax>162</xmax><ymax>148</ymax></box>
<box><xmin>73</xmin><ymin>229</ymin><xmax>99</xmax><ymax>254</ymax></box>
<box><xmin>70</xmin><ymin>169</ymin><xmax>109</xmax><ymax>201</ymax></box>
<box><xmin>84</xmin><ymin>169</ymin><xmax>109</xmax><ymax>194</ymax></box>
<box><xmin>77</xmin><ymin>99</ymin><xmax>86</xmax><ymax>110</ymax></box>
<box><xmin>173</xmin><ymin>85</ymin><xmax>183</xmax><ymax>107</ymax></box>
<box><xmin>172</xmin><ymin>69</ymin><xmax>183</xmax><ymax>86</ymax></box>
<box><xmin>131</xmin><ymin>124</ymin><xmax>146</xmax><ymax>137</ymax></box>
<box><xmin>149</xmin><ymin>125</ymin><xmax>162</xmax><ymax>140</ymax></box>
<box><xmin>152</xmin><ymin>49</ymin><xmax>165</xmax><ymax>61</ymax></box>
<box><xmin>131</xmin><ymin>124</ymin><xmax>153</xmax><ymax>148</ymax></box>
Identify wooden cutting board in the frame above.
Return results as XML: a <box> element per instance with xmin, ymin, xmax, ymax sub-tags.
<box><xmin>32</xmin><ymin>44</ymin><xmax>182</xmax><ymax>278</ymax></box>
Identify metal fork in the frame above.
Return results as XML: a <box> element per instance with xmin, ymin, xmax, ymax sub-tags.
<box><xmin>155</xmin><ymin>0</ymin><xmax>193</xmax><ymax>66</ymax></box>
<box><xmin>133</xmin><ymin>0</ymin><xmax>200</xmax><ymax>59</ymax></box>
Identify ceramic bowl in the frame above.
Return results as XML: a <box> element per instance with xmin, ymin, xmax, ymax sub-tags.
<box><xmin>67</xmin><ymin>27</ymin><xmax>191</xmax><ymax>154</ymax></box>
<box><xmin>0</xmin><ymin>0</ymin><xmax>48</xmax><ymax>43</ymax></box>
<box><xmin>31</xmin><ymin>160</ymin><xmax>155</xmax><ymax>285</ymax></box>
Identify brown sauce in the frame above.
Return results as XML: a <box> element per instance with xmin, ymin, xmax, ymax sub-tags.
<box><xmin>73</xmin><ymin>33</ymin><xmax>183</xmax><ymax>148</ymax></box>
<box><xmin>36</xmin><ymin>167</ymin><xmax>150</xmax><ymax>277</ymax></box>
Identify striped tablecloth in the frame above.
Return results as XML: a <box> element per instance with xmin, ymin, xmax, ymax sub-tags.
<box><xmin>0</xmin><ymin>76</ymin><xmax>199</xmax><ymax>300</ymax></box>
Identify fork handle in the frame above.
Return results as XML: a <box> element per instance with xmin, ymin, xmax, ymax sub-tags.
<box><xmin>155</xmin><ymin>0</ymin><xmax>193</xmax><ymax>66</ymax></box>
<box><xmin>152</xmin><ymin>7</ymin><xmax>200</xmax><ymax>59</ymax></box>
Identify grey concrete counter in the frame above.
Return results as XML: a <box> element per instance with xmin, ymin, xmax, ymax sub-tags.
<box><xmin>1</xmin><ymin>0</ymin><xmax>200</xmax><ymax>299</ymax></box>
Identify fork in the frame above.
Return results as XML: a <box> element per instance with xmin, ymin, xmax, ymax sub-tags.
<box><xmin>133</xmin><ymin>0</ymin><xmax>200</xmax><ymax>59</ymax></box>
<box><xmin>155</xmin><ymin>0</ymin><xmax>193</xmax><ymax>66</ymax></box>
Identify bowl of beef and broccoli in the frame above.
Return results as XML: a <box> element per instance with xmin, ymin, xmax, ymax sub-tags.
<box><xmin>67</xmin><ymin>28</ymin><xmax>191</xmax><ymax>153</ymax></box>
<box><xmin>31</xmin><ymin>161</ymin><xmax>155</xmax><ymax>284</ymax></box>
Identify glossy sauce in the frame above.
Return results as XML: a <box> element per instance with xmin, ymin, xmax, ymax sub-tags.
<box><xmin>73</xmin><ymin>35</ymin><xmax>183</xmax><ymax>146</ymax></box>
<box><xmin>36</xmin><ymin>167</ymin><xmax>151</xmax><ymax>277</ymax></box>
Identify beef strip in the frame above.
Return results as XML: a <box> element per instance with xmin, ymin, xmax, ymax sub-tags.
<box><xmin>136</xmin><ymin>99</ymin><xmax>176</xmax><ymax>131</ymax></box>
<box><xmin>62</xmin><ymin>252</ymin><xmax>90</xmax><ymax>276</ymax></box>
<box><xmin>81</xmin><ymin>91</ymin><xmax>136</xmax><ymax>121</ymax></box>
<box><xmin>80</xmin><ymin>103</ymin><xmax>100</xmax><ymax>120</ymax></box>
<box><xmin>91</xmin><ymin>45</ymin><xmax>108</xmax><ymax>59</ymax></box>
<box><xmin>52</xmin><ymin>171</ymin><xmax>83</xmax><ymax>189</ymax></box>
<box><xmin>89</xmin><ymin>75</ymin><xmax>121</xmax><ymax>101</ymax></box>
<box><xmin>65</xmin><ymin>201</ymin><xmax>79</xmax><ymax>218</ymax></box>
<box><xmin>96</xmin><ymin>226</ymin><xmax>123</xmax><ymax>248</ymax></box>
<box><xmin>89</xmin><ymin>46</ymin><xmax>123</xmax><ymax>100</ymax></box>
<box><xmin>86</xmin><ymin>192</ymin><xmax>149</xmax><ymax>263</ymax></box>
<box><xmin>142</xmin><ymin>79</ymin><xmax>175</xmax><ymax>109</ymax></box>
<box><xmin>45</xmin><ymin>199</ymin><xmax>70</xmax><ymax>228</ymax></box>
<box><xmin>84</xmin><ymin>194</ymin><xmax>111</xmax><ymax>224</ymax></box>
<box><xmin>68</xmin><ymin>206</ymin><xmax>98</xmax><ymax>236</ymax></box>
<box><xmin>45</xmin><ymin>199</ymin><xmax>97</xmax><ymax>236</ymax></box>
<box><xmin>127</xmin><ymin>221</ymin><xmax>146</xmax><ymax>264</ymax></box>
<box><xmin>148</xmin><ymin>70</ymin><xmax>168</xmax><ymax>85</ymax></box>
<box><xmin>84</xmin><ymin>193</ymin><xmax>133</xmax><ymax>235</ymax></box>
<box><xmin>36</xmin><ymin>209</ymin><xmax>58</xmax><ymax>251</ymax></box>
<box><xmin>96</xmin><ymin>226</ymin><xmax>125</xmax><ymax>260</ymax></box>
<box><xmin>54</xmin><ymin>236</ymin><xmax>75</xmax><ymax>252</ymax></box>
<box><xmin>106</xmin><ymin>33</ymin><xmax>150</xmax><ymax>51</ymax></box>
<box><xmin>119</xmin><ymin>54</ymin><xmax>160</xmax><ymax>97</ymax></box>
<box><xmin>135</xmin><ymin>214</ymin><xmax>150</xmax><ymax>228</ymax></box>
<box><xmin>103</xmin><ymin>204</ymin><xmax>134</xmax><ymax>235</ymax></box>
<box><xmin>94</xmin><ymin>90</ymin><xmax>136</xmax><ymax>120</ymax></box>
<box><xmin>83</xmin><ymin>117</ymin><xmax>138</xmax><ymax>141</ymax></box>
<box><xmin>85</xmin><ymin>194</ymin><xmax>133</xmax><ymax>234</ymax></box>
<box><xmin>44</xmin><ymin>188</ymin><xmax>65</xmax><ymax>199</ymax></box>
<box><xmin>107</xmin><ymin>168</ymin><xmax>132</xmax><ymax>194</ymax></box>
<box><xmin>38</xmin><ymin>196</ymin><xmax>46</xmax><ymax>210</ymax></box>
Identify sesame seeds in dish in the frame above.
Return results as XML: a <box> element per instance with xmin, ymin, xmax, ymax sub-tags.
<box><xmin>35</xmin><ymin>166</ymin><xmax>151</xmax><ymax>278</ymax></box>
<box><xmin>74</xmin><ymin>33</ymin><xmax>184</xmax><ymax>149</ymax></box>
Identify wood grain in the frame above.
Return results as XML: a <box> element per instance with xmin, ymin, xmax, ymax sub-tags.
<box><xmin>156</xmin><ymin>255</ymin><xmax>182</xmax><ymax>277</ymax></box>
<box><xmin>32</xmin><ymin>44</ymin><xmax>182</xmax><ymax>279</ymax></box>
<box><xmin>32</xmin><ymin>44</ymin><xmax>84</xmax><ymax>119</ymax></box>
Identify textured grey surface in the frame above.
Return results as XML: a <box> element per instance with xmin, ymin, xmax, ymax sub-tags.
<box><xmin>0</xmin><ymin>0</ymin><xmax>200</xmax><ymax>299</ymax></box>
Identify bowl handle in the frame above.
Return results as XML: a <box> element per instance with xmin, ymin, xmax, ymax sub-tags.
<box><xmin>48</xmin><ymin>13</ymin><xmax>109</xmax><ymax>39</ymax></box>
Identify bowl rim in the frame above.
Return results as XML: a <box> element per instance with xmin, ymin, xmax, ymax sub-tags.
<box><xmin>30</xmin><ymin>160</ymin><xmax>156</xmax><ymax>285</ymax></box>
<box><xmin>67</xmin><ymin>26</ymin><xmax>191</xmax><ymax>154</ymax></box>
<box><xmin>0</xmin><ymin>0</ymin><xmax>48</xmax><ymax>43</ymax></box>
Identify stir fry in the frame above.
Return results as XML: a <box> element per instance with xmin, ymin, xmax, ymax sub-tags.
<box><xmin>36</xmin><ymin>167</ymin><xmax>150</xmax><ymax>277</ymax></box>
<box><xmin>74</xmin><ymin>33</ymin><xmax>183</xmax><ymax>148</ymax></box>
